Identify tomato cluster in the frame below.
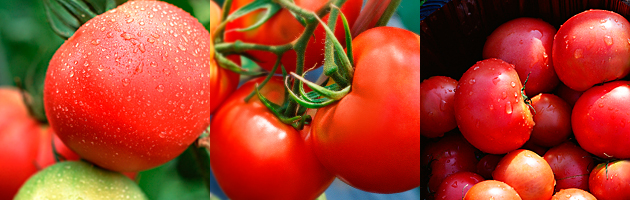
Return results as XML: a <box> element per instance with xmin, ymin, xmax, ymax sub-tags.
<box><xmin>422</xmin><ymin>9</ymin><xmax>630</xmax><ymax>200</ymax></box>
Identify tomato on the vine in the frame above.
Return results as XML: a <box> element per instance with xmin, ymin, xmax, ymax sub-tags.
<box><xmin>210</xmin><ymin>77</ymin><xmax>334</xmax><ymax>200</ymax></box>
<box><xmin>44</xmin><ymin>0</ymin><xmax>211</xmax><ymax>172</ymax></box>
<box><xmin>311</xmin><ymin>27</ymin><xmax>420</xmax><ymax>193</ymax></box>
<box><xmin>223</xmin><ymin>0</ymin><xmax>362</xmax><ymax>73</ymax></box>
<box><xmin>589</xmin><ymin>160</ymin><xmax>630</xmax><ymax>200</ymax></box>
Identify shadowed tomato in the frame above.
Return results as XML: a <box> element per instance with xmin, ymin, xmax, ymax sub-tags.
<box><xmin>425</xmin><ymin>134</ymin><xmax>479</xmax><ymax>194</ymax></box>
<box><xmin>552</xmin><ymin>9</ymin><xmax>630</xmax><ymax>91</ymax></box>
<box><xmin>454</xmin><ymin>58</ymin><xmax>535</xmax><ymax>154</ymax></box>
<box><xmin>493</xmin><ymin>149</ymin><xmax>555</xmax><ymax>200</ymax></box>
<box><xmin>543</xmin><ymin>142</ymin><xmax>595</xmax><ymax>192</ymax></box>
<box><xmin>421</xmin><ymin>76</ymin><xmax>458</xmax><ymax>138</ymax></box>
<box><xmin>589</xmin><ymin>160</ymin><xmax>630</xmax><ymax>200</ymax></box>
<box><xmin>211</xmin><ymin>77</ymin><xmax>334</xmax><ymax>199</ymax></box>
<box><xmin>210</xmin><ymin>1</ymin><xmax>239</xmax><ymax>113</ymax></box>
<box><xmin>476</xmin><ymin>154</ymin><xmax>503</xmax><ymax>180</ymax></box>
<box><xmin>311</xmin><ymin>27</ymin><xmax>420</xmax><ymax>193</ymax></box>
<box><xmin>435</xmin><ymin>171</ymin><xmax>484</xmax><ymax>200</ymax></box>
<box><xmin>224</xmin><ymin>0</ymin><xmax>362</xmax><ymax>73</ymax></box>
<box><xmin>529</xmin><ymin>93</ymin><xmax>572</xmax><ymax>147</ymax></box>
<box><xmin>483</xmin><ymin>17</ymin><xmax>558</xmax><ymax>95</ymax></box>
<box><xmin>554</xmin><ymin>82</ymin><xmax>583</xmax><ymax>107</ymax></box>
<box><xmin>35</xmin><ymin>127</ymin><xmax>80</xmax><ymax>169</ymax></box>
<box><xmin>464</xmin><ymin>180</ymin><xmax>521</xmax><ymax>200</ymax></box>
<box><xmin>572</xmin><ymin>81</ymin><xmax>630</xmax><ymax>159</ymax></box>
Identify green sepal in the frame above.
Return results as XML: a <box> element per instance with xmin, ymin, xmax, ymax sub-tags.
<box><xmin>225</xmin><ymin>0</ymin><xmax>282</xmax><ymax>32</ymax></box>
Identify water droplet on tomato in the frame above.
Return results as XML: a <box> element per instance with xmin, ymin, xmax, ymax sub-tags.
<box><xmin>599</xmin><ymin>103</ymin><xmax>604</xmax><ymax>108</ymax></box>
<box><xmin>177</xmin><ymin>44</ymin><xmax>186</xmax><ymax>51</ymax></box>
<box><xmin>469</xmin><ymin>78</ymin><xmax>475</xmax><ymax>84</ymax></box>
<box><xmin>126</xmin><ymin>18</ymin><xmax>134</xmax><ymax>23</ymax></box>
<box><xmin>510</xmin><ymin>82</ymin><xmax>516</xmax><ymax>87</ymax></box>
<box><xmin>69</xmin><ymin>71</ymin><xmax>74</xmax><ymax>77</ymax></box>
<box><xmin>506</xmin><ymin>102</ymin><xmax>513</xmax><ymax>114</ymax></box>
<box><xmin>159</xmin><ymin>131</ymin><xmax>166</xmax><ymax>138</ymax></box>
<box><xmin>91</xmin><ymin>39</ymin><xmax>100</xmax><ymax>45</ymax></box>
<box><xmin>138</xmin><ymin>43</ymin><xmax>146</xmax><ymax>52</ymax></box>
<box><xmin>147</xmin><ymin>38</ymin><xmax>155</xmax><ymax>43</ymax></box>
<box><xmin>492</xmin><ymin>77</ymin><xmax>500</xmax><ymax>85</ymax></box>
<box><xmin>150</xmin><ymin>62</ymin><xmax>157</xmax><ymax>67</ymax></box>
<box><xmin>156</xmin><ymin>85</ymin><xmax>164</xmax><ymax>92</ymax></box>
<box><xmin>605</xmin><ymin>35</ymin><xmax>613</xmax><ymax>45</ymax></box>
<box><xmin>121</xmin><ymin>32</ymin><xmax>133</xmax><ymax>40</ymax></box>
<box><xmin>122</xmin><ymin>78</ymin><xmax>130</xmax><ymax>86</ymax></box>
<box><xmin>574</xmin><ymin>49</ymin><xmax>583</xmax><ymax>58</ymax></box>
<box><xmin>489</xmin><ymin>104</ymin><xmax>494</xmax><ymax>110</ymax></box>
<box><xmin>440</xmin><ymin>100</ymin><xmax>447</xmax><ymax>111</ymax></box>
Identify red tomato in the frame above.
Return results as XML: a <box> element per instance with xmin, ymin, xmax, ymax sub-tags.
<box><xmin>454</xmin><ymin>58</ymin><xmax>535</xmax><ymax>154</ymax></box>
<box><xmin>421</xmin><ymin>76</ymin><xmax>458</xmax><ymax>138</ymax></box>
<box><xmin>210</xmin><ymin>1</ymin><xmax>221</xmax><ymax>34</ymax></box>
<box><xmin>483</xmin><ymin>17</ymin><xmax>558</xmax><ymax>95</ymax></box>
<box><xmin>476</xmin><ymin>154</ymin><xmax>503</xmax><ymax>180</ymax></box>
<box><xmin>520</xmin><ymin>140</ymin><xmax>549</xmax><ymax>156</ymax></box>
<box><xmin>554</xmin><ymin>82</ymin><xmax>583</xmax><ymax>107</ymax></box>
<box><xmin>589</xmin><ymin>160</ymin><xmax>630</xmax><ymax>200</ymax></box>
<box><xmin>529</xmin><ymin>93</ymin><xmax>572</xmax><ymax>147</ymax></box>
<box><xmin>210</xmin><ymin>77</ymin><xmax>334</xmax><ymax>199</ymax></box>
<box><xmin>311</xmin><ymin>27</ymin><xmax>420</xmax><ymax>193</ymax></box>
<box><xmin>35</xmin><ymin>127</ymin><xmax>80</xmax><ymax>169</ymax></box>
<box><xmin>552</xmin><ymin>9</ymin><xmax>630</xmax><ymax>91</ymax></box>
<box><xmin>435</xmin><ymin>171</ymin><xmax>484</xmax><ymax>200</ymax></box>
<box><xmin>210</xmin><ymin>1</ymin><xmax>239</xmax><ymax>113</ymax></box>
<box><xmin>425</xmin><ymin>134</ymin><xmax>479</xmax><ymax>193</ymax></box>
<box><xmin>43</xmin><ymin>1</ymin><xmax>211</xmax><ymax>172</ymax></box>
<box><xmin>0</xmin><ymin>88</ymin><xmax>41</xmax><ymax>199</ymax></box>
<box><xmin>551</xmin><ymin>188</ymin><xmax>596</xmax><ymax>200</ymax></box>
<box><xmin>493</xmin><ymin>149</ymin><xmax>555</xmax><ymax>200</ymax></box>
<box><xmin>572</xmin><ymin>81</ymin><xmax>630</xmax><ymax>159</ymax></box>
<box><xmin>224</xmin><ymin>0</ymin><xmax>362</xmax><ymax>73</ymax></box>
<box><xmin>543</xmin><ymin>142</ymin><xmax>595</xmax><ymax>192</ymax></box>
<box><xmin>464</xmin><ymin>180</ymin><xmax>522</xmax><ymax>200</ymax></box>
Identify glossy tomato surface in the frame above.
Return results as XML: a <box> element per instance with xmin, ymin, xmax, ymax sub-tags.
<box><xmin>0</xmin><ymin>88</ymin><xmax>41</xmax><ymax>199</ymax></box>
<box><xmin>311</xmin><ymin>27</ymin><xmax>420</xmax><ymax>193</ymax></box>
<box><xmin>463</xmin><ymin>180</ymin><xmax>521</xmax><ymax>200</ymax></box>
<box><xmin>435</xmin><ymin>171</ymin><xmax>484</xmax><ymax>200</ymax></box>
<box><xmin>572</xmin><ymin>81</ymin><xmax>630</xmax><ymax>159</ymax></box>
<box><xmin>551</xmin><ymin>188</ymin><xmax>596</xmax><ymax>200</ymax></box>
<box><xmin>224</xmin><ymin>0</ymin><xmax>362</xmax><ymax>73</ymax></box>
<box><xmin>210</xmin><ymin>77</ymin><xmax>334</xmax><ymax>200</ymax></box>
<box><xmin>589</xmin><ymin>160</ymin><xmax>630</xmax><ymax>200</ymax></box>
<box><xmin>543</xmin><ymin>142</ymin><xmax>594</xmax><ymax>192</ymax></box>
<box><xmin>454</xmin><ymin>58</ymin><xmax>535</xmax><ymax>154</ymax></box>
<box><xmin>493</xmin><ymin>149</ymin><xmax>555</xmax><ymax>200</ymax></box>
<box><xmin>552</xmin><ymin>9</ymin><xmax>630</xmax><ymax>91</ymax></box>
<box><xmin>425</xmin><ymin>134</ymin><xmax>479</xmax><ymax>193</ymax></box>
<box><xmin>483</xmin><ymin>17</ymin><xmax>558</xmax><ymax>95</ymax></box>
<box><xmin>44</xmin><ymin>1</ymin><xmax>211</xmax><ymax>172</ymax></box>
<box><xmin>529</xmin><ymin>93</ymin><xmax>572</xmax><ymax>147</ymax></box>
<box><xmin>421</xmin><ymin>76</ymin><xmax>458</xmax><ymax>138</ymax></box>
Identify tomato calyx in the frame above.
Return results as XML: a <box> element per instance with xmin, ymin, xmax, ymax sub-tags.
<box><xmin>521</xmin><ymin>73</ymin><xmax>536</xmax><ymax>115</ymax></box>
<box><xmin>44</xmin><ymin>0</ymin><xmax>117</xmax><ymax>39</ymax></box>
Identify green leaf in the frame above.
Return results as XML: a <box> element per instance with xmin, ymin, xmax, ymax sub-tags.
<box><xmin>225</xmin><ymin>0</ymin><xmax>282</xmax><ymax>32</ymax></box>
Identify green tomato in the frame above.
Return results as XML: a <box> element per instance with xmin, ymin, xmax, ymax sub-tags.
<box><xmin>15</xmin><ymin>161</ymin><xmax>147</xmax><ymax>200</ymax></box>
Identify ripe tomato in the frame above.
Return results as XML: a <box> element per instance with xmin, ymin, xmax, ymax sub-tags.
<box><xmin>311</xmin><ymin>27</ymin><xmax>420</xmax><ymax>193</ymax></box>
<box><xmin>210</xmin><ymin>1</ymin><xmax>239</xmax><ymax>113</ymax></box>
<box><xmin>554</xmin><ymin>82</ymin><xmax>583</xmax><ymax>107</ymax></box>
<box><xmin>44</xmin><ymin>1</ymin><xmax>211</xmax><ymax>172</ymax></box>
<box><xmin>589</xmin><ymin>160</ymin><xmax>630</xmax><ymax>200</ymax></box>
<box><xmin>210</xmin><ymin>77</ymin><xmax>334</xmax><ymax>200</ymax></box>
<box><xmin>552</xmin><ymin>9</ymin><xmax>630</xmax><ymax>91</ymax></box>
<box><xmin>483</xmin><ymin>17</ymin><xmax>558</xmax><ymax>95</ymax></box>
<box><xmin>543</xmin><ymin>142</ymin><xmax>595</xmax><ymax>192</ymax></box>
<box><xmin>463</xmin><ymin>180</ymin><xmax>521</xmax><ymax>200</ymax></box>
<box><xmin>551</xmin><ymin>188</ymin><xmax>596</xmax><ymax>200</ymax></box>
<box><xmin>572</xmin><ymin>81</ymin><xmax>630</xmax><ymax>159</ymax></box>
<box><xmin>476</xmin><ymin>154</ymin><xmax>503</xmax><ymax>180</ymax></box>
<box><xmin>223</xmin><ymin>0</ymin><xmax>362</xmax><ymax>73</ymax></box>
<box><xmin>35</xmin><ymin>127</ymin><xmax>80</xmax><ymax>169</ymax></box>
<box><xmin>425</xmin><ymin>134</ymin><xmax>479</xmax><ymax>193</ymax></box>
<box><xmin>15</xmin><ymin>161</ymin><xmax>147</xmax><ymax>199</ymax></box>
<box><xmin>421</xmin><ymin>76</ymin><xmax>458</xmax><ymax>138</ymax></box>
<box><xmin>454</xmin><ymin>58</ymin><xmax>535</xmax><ymax>154</ymax></box>
<box><xmin>493</xmin><ymin>149</ymin><xmax>555</xmax><ymax>200</ymax></box>
<box><xmin>0</xmin><ymin>88</ymin><xmax>41</xmax><ymax>199</ymax></box>
<box><xmin>529</xmin><ymin>93</ymin><xmax>572</xmax><ymax>147</ymax></box>
<box><xmin>435</xmin><ymin>171</ymin><xmax>484</xmax><ymax>200</ymax></box>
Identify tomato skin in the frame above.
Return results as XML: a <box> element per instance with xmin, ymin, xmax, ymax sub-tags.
<box><xmin>454</xmin><ymin>58</ymin><xmax>535</xmax><ymax>154</ymax></box>
<box><xmin>0</xmin><ymin>88</ymin><xmax>41</xmax><ymax>200</ymax></box>
<box><xmin>44</xmin><ymin>1</ymin><xmax>210</xmax><ymax>172</ymax></box>
<box><xmin>421</xmin><ymin>76</ymin><xmax>458</xmax><ymax>138</ymax></box>
<box><xmin>463</xmin><ymin>180</ymin><xmax>522</xmax><ymax>200</ymax></box>
<box><xmin>554</xmin><ymin>82</ymin><xmax>583</xmax><ymax>107</ymax></box>
<box><xmin>476</xmin><ymin>154</ymin><xmax>503</xmax><ymax>180</ymax></box>
<box><xmin>543</xmin><ymin>142</ymin><xmax>595</xmax><ymax>192</ymax></box>
<box><xmin>210</xmin><ymin>77</ymin><xmax>334</xmax><ymax>200</ymax></box>
<box><xmin>311</xmin><ymin>27</ymin><xmax>420</xmax><ymax>193</ymax></box>
<box><xmin>589</xmin><ymin>160</ymin><xmax>630</xmax><ymax>200</ymax></box>
<box><xmin>551</xmin><ymin>188</ymin><xmax>596</xmax><ymax>200</ymax></box>
<box><xmin>552</xmin><ymin>9</ymin><xmax>630</xmax><ymax>91</ymax></box>
<box><xmin>210</xmin><ymin>0</ymin><xmax>239</xmax><ymax>114</ymax></box>
<box><xmin>483</xmin><ymin>17</ymin><xmax>558</xmax><ymax>95</ymax></box>
<box><xmin>529</xmin><ymin>93</ymin><xmax>572</xmax><ymax>147</ymax></box>
<box><xmin>493</xmin><ymin>149</ymin><xmax>555</xmax><ymax>200</ymax></box>
<box><xmin>425</xmin><ymin>134</ymin><xmax>479</xmax><ymax>193</ymax></box>
<box><xmin>35</xmin><ymin>127</ymin><xmax>81</xmax><ymax>169</ymax></box>
<box><xmin>572</xmin><ymin>81</ymin><xmax>630</xmax><ymax>159</ymax></box>
<box><xmin>435</xmin><ymin>171</ymin><xmax>484</xmax><ymax>200</ymax></box>
<box><xmin>224</xmin><ymin>0</ymin><xmax>362</xmax><ymax>73</ymax></box>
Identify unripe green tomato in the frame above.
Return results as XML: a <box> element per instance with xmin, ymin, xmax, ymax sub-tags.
<box><xmin>15</xmin><ymin>161</ymin><xmax>147</xmax><ymax>200</ymax></box>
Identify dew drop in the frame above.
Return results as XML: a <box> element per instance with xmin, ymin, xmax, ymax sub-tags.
<box><xmin>468</xmin><ymin>78</ymin><xmax>475</xmax><ymax>84</ymax></box>
<box><xmin>157</xmin><ymin>110</ymin><xmax>163</xmax><ymax>115</ymax></box>
<box><xmin>138</xmin><ymin>43</ymin><xmax>146</xmax><ymax>52</ymax></box>
<box><xmin>177</xmin><ymin>44</ymin><xmax>186</xmax><ymax>51</ymax></box>
<box><xmin>121</xmin><ymin>32</ymin><xmax>133</xmax><ymax>40</ymax></box>
<box><xmin>574</xmin><ymin>49</ymin><xmax>583</xmax><ymax>58</ymax></box>
<box><xmin>492</xmin><ymin>77</ymin><xmax>500</xmax><ymax>85</ymax></box>
<box><xmin>156</xmin><ymin>85</ymin><xmax>164</xmax><ymax>92</ymax></box>
<box><xmin>126</xmin><ymin>18</ymin><xmax>134</xmax><ymax>23</ymax></box>
<box><xmin>69</xmin><ymin>71</ymin><xmax>74</xmax><ymax>77</ymax></box>
<box><xmin>91</xmin><ymin>39</ymin><xmax>100</xmax><ymax>45</ymax></box>
<box><xmin>501</xmin><ymin>91</ymin><xmax>507</xmax><ymax>99</ymax></box>
<box><xmin>150</xmin><ymin>62</ymin><xmax>157</xmax><ymax>67</ymax></box>
<box><xmin>506</xmin><ymin>102</ymin><xmax>513</xmax><ymax>114</ymax></box>
<box><xmin>439</xmin><ymin>100</ymin><xmax>447</xmax><ymax>111</ymax></box>
<box><xmin>147</xmin><ymin>38</ymin><xmax>155</xmax><ymax>43</ymax></box>
<box><xmin>605</xmin><ymin>35</ymin><xmax>613</xmax><ymax>45</ymax></box>
<box><xmin>107</xmin><ymin>32</ymin><xmax>114</xmax><ymax>38</ymax></box>
<box><xmin>122</xmin><ymin>78</ymin><xmax>130</xmax><ymax>86</ymax></box>
<box><xmin>510</xmin><ymin>82</ymin><xmax>516</xmax><ymax>87</ymax></box>
<box><xmin>98</xmin><ymin>65</ymin><xmax>105</xmax><ymax>71</ymax></box>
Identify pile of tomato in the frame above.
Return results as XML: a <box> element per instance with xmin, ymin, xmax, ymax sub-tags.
<box><xmin>422</xmin><ymin>9</ymin><xmax>630</xmax><ymax>200</ymax></box>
